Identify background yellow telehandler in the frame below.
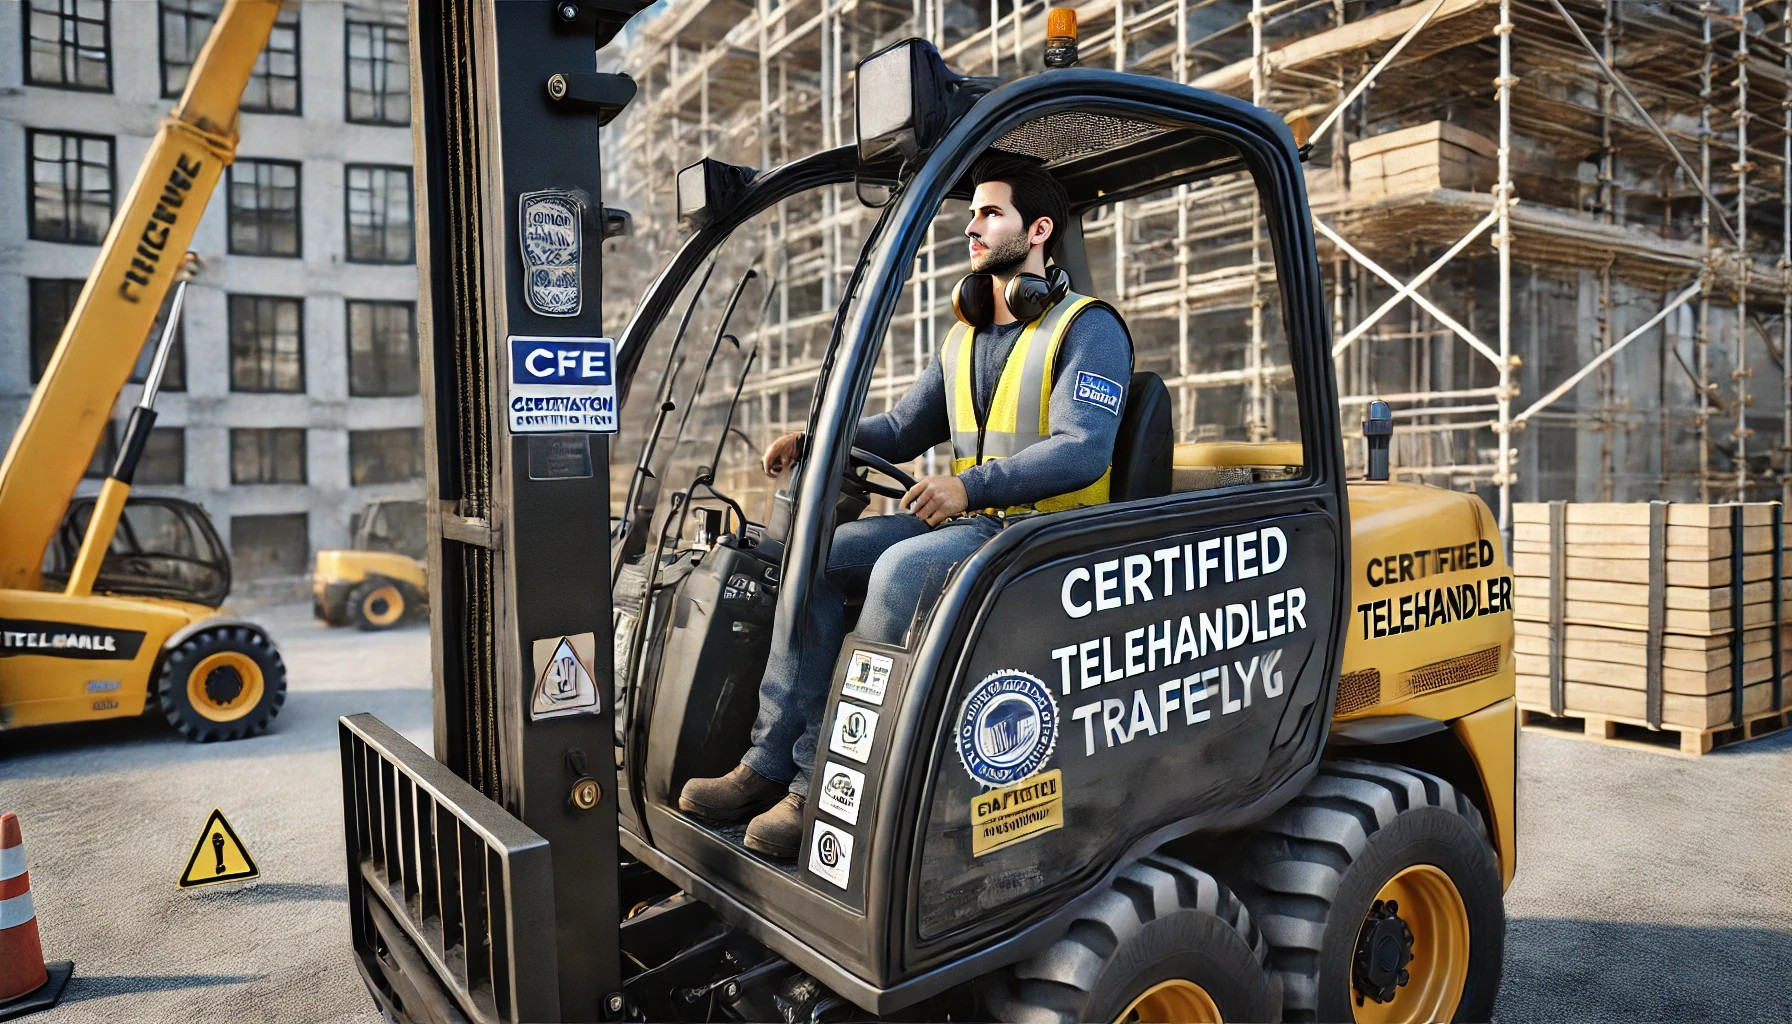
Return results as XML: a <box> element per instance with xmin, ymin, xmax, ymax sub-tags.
<box><xmin>312</xmin><ymin>497</ymin><xmax>428</xmax><ymax>630</ymax></box>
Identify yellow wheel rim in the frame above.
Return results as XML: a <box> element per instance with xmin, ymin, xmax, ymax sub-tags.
<box><xmin>362</xmin><ymin>584</ymin><xmax>405</xmax><ymax>626</ymax></box>
<box><xmin>185</xmin><ymin>651</ymin><xmax>265</xmax><ymax>723</ymax></box>
<box><xmin>1352</xmin><ymin>865</ymin><xmax>1470</xmax><ymax>1024</ymax></box>
<box><xmin>1117</xmin><ymin>980</ymin><xmax>1223</xmax><ymax>1023</ymax></box>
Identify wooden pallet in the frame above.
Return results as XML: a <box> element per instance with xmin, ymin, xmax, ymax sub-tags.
<box><xmin>1518</xmin><ymin>705</ymin><xmax>1792</xmax><ymax>756</ymax></box>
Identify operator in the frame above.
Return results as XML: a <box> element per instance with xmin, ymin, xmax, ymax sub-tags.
<box><xmin>679</xmin><ymin>153</ymin><xmax>1133</xmax><ymax>859</ymax></box>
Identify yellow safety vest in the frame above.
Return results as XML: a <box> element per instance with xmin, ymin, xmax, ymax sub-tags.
<box><xmin>939</xmin><ymin>290</ymin><xmax>1119</xmax><ymax>515</ymax></box>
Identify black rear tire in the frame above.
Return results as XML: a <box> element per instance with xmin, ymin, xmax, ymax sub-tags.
<box><xmin>348</xmin><ymin>579</ymin><xmax>408</xmax><ymax>631</ymax></box>
<box><xmin>156</xmin><ymin>627</ymin><xmax>287</xmax><ymax>742</ymax></box>
<box><xmin>1220</xmin><ymin>761</ymin><xmax>1504</xmax><ymax>1023</ymax></box>
<box><xmin>985</xmin><ymin>853</ymin><xmax>1281</xmax><ymax>1023</ymax></box>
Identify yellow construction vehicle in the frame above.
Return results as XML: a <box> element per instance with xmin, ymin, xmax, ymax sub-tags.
<box><xmin>312</xmin><ymin>497</ymin><xmax>428</xmax><ymax>630</ymax></box>
<box><xmin>0</xmin><ymin>0</ymin><xmax>289</xmax><ymax>742</ymax></box>
<box><xmin>338</xmin><ymin>5</ymin><xmax>1514</xmax><ymax>1021</ymax></box>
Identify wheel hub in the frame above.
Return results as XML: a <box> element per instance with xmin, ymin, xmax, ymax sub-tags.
<box><xmin>1352</xmin><ymin>898</ymin><xmax>1415</xmax><ymax>1005</ymax></box>
<box><xmin>204</xmin><ymin>665</ymin><xmax>246</xmax><ymax>706</ymax></box>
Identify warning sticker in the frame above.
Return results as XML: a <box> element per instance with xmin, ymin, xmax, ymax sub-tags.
<box><xmin>817</xmin><ymin>762</ymin><xmax>866</xmax><ymax>825</ymax></box>
<box><xmin>841</xmin><ymin>650</ymin><xmax>892</xmax><ymax>706</ymax></box>
<box><xmin>508</xmin><ymin>336</ymin><xmax>618</xmax><ymax>434</ymax></box>
<box><xmin>808</xmin><ymin>821</ymin><xmax>853</xmax><ymax>889</ymax></box>
<box><xmin>828</xmin><ymin>702</ymin><xmax>878</xmax><ymax>763</ymax></box>
<box><xmin>530</xmin><ymin>633</ymin><xmax>600</xmax><ymax>720</ymax></box>
<box><xmin>971</xmin><ymin>769</ymin><xmax>1064</xmax><ymax>857</ymax></box>
<box><xmin>178</xmin><ymin>808</ymin><xmax>259</xmax><ymax>889</ymax></box>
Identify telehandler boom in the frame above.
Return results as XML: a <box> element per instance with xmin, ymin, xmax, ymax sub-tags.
<box><xmin>0</xmin><ymin>0</ymin><xmax>290</xmax><ymax>740</ymax></box>
<box><xmin>340</xmin><ymin>5</ymin><xmax>1515</xmax><ymax>1022</ymax></box>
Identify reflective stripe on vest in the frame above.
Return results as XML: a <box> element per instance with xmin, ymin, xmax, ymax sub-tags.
<box><xmin>939</xmin><ymin>290</ymin><xmax>1113</xmax><ymax>514</ymax></box>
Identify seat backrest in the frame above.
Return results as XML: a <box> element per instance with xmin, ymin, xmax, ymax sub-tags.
<box><xmin>1109</xmin><ymin>371</ymin><xmax>1172</xmax><ymax>502</ymax></box>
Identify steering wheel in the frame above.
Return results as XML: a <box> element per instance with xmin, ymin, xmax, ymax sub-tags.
<box><xmin>847</xmin><ymin>447</ymin><xmax>919</xmax><ymax>501</ymax></box>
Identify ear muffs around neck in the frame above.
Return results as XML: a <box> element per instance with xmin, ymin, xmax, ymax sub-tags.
<box><xmin>951</xmin><ymin>265</ymin><xmax>1071</xmax><ymax>327</ymax></box>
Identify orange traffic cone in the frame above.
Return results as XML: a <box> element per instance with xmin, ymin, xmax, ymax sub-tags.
<box><xmin>0</xmin><ymin>813</ymin><xmax>72</xmax><ymax>1021</ymax></box>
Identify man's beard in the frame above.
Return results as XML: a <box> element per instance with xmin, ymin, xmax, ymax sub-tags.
<box><xmin>971</xmin><ymin>232</ymin><xmax>1031</xmax><ymax>277</ymax></box>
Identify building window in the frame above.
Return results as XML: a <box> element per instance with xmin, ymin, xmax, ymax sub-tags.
<box><xmin>226</xmin><ymin>159</ymin><xmax>301</xmax><ymax>256</ymax></box>
<box><xmin>31</xmin><ymin>278</ymin><xmax>186</xmax><ymax>390</ymax></box>
<box><xmin>345</xmin><ymin>165</ymin><xmax>414</xmax><ymax>264</ymax></box>
<box><xmin>24</xmin><ymin>0</ymin><xmax>112</xmax><ymax>91</ymax></box>
<box><xmin>349</xmin><ymin>428</ymin><xmax>424</xmax><ymax>486</ymax></box>
<box><xmin>347</xmin><ymin>301</ymin><xmax>418</xmax><ymax>397</ymax></box>
<box><xmin>160</xmin><ymin>0</ymin><xmax>299</xmax><ymax>113</ymax></box>
<box><xmin>228</xmin><ymin>295</ymin><xmax>303</xmax><ymax>392</ymax></box>
<box><xmin>137</xmin><ymin>427</ymin><xmax>186</xmax><ymax>486</ymax></box>
<box><xmin>230</xmin><ymin>428</ymin><xmax>306</xmax><ymax>484</ymax></box>
<box><xmin>345</xmin><ymin>19</ymin><xmax>408</xmax><ymax>125</ymax></box>
<box><xmin>27</xmin><ymin>129</ymin><xmax>113</xmax><ymax>244</ymax></box>
<box><xmin>231</xmin><ymin>512</ymin><xmax>308</xmax><ymax>578</ymax></box>
<box><xmin>28</xmin><ymin>278</ymin><xmax>82</xmax><ymax>381</ymax></box>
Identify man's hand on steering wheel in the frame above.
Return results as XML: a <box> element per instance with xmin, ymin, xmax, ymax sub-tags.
<box><xmin>763</xmin><ymin>431</ymin><xmax>804</xmax><ymax>476</ymax></box>
<box><xmin>902</xmin><ymin>475</ymin><xmax>969</xmax><ymax>527</ymax></box>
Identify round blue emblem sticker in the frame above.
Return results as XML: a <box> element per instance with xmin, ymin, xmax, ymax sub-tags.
<box><xmin>956</xmin><ymin>670</ymin><xmax>1058</xmax><ymax>786</ymax></box>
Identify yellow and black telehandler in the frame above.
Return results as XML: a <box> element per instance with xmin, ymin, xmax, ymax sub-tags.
<box><xmin>0</xmin><ymin>0</ymin><xmax>290</xmax><ymax>742</ymax></box>
<box><xmin>339</xmin><ymin>3</ymin><xmax>1516</xmax><ymax>1021</ymax></box>
<box><xmin>313</xmin><ymin>496</ymin><xmax>430</xmax><ymax>631</ymax></box>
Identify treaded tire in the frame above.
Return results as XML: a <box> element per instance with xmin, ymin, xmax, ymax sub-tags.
<box><xmin>347</xmin><ymin>579</ymin><xmax>408</xmax><ymax>631</ymax></box>
<box><xmin>156</xmin><ymin>627</ymin><xmax>288</xmax><ymax>742</ymax></box>
<box><xmin>985</xmin><ymin>853</ymin><xmax>1281</xmax><ymax>1023</ymax></box>
<box><xmin>1221</xmin><ymin>761</ymin><xmax>1504</xmax><ymax>1023</ymax></box>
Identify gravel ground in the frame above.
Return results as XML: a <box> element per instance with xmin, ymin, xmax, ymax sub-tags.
<box><xmin>3</xmin><ymin>606</ymin><xmax>1789</xmax><ymax>1022</ymax></box>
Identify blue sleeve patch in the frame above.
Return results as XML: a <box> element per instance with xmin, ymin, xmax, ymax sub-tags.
<box><xmin>1072</xmin><ymin>371</ymin><xmax>1124</xmax><ymax>416</ymax></box>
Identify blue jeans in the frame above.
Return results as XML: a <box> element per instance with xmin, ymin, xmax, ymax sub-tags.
<box><xmin>742</xmin><ymin>513</ymin><xmax>1002</xmax><ymax>796</ymax></box>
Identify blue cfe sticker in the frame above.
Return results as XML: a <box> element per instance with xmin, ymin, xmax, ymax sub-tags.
<box><xmin>1073</xmin><ymin>371</ymin><xmax>1124</xmax><ymax>416</ymax></box>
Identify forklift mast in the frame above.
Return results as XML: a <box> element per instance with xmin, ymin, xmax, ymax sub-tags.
<box><xmin>339</xmin><ymin>2</ymin><xmax>645</xmax><ymax>1021</ymax></box>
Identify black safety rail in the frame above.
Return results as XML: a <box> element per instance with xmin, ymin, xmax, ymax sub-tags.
<box><xmin>340</xmin><ymin>713</ymin><xmax>560</xmax><ymax>1024</ymax></box>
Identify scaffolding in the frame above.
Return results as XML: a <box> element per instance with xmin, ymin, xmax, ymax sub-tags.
<box><xmin>602</xmin><ymin>0</ymin><xmax>1792</xmax><ymax>524</ymax></box>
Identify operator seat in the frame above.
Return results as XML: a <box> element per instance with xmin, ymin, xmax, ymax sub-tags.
<box><xmin>1108</xmin><ymin>371</ymin><xmax>1173</xmax><ymax>501</ymax></box>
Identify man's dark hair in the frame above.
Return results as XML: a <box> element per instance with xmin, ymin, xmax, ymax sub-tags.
<box><xmin>971</xmin><ymin>153</ymin><xmax>1071</xmax><ymax>261</ymax></box>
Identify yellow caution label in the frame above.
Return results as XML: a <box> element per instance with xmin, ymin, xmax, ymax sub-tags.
<box><xmin>178</xmin><ymin>808</ymin><xmax>259</xmax><ymax>889</ymax></box>
<box><xmin>971</xmin><ymin>769</ymin><xmax>1063</xmax><ymax>857</ymax></box>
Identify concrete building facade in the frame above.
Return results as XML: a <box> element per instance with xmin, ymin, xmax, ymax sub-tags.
<box><xmin>0</xmin><ymin>0</ymin><xmax>421</xmax><ymax>597</ymax></box>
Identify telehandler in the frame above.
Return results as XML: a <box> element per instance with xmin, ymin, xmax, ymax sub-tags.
<box><xmin>0</xmin><ymin>0</ymin><xmax>289</xmax><ymax>741</ymax></box>
<box><xmin>314</xmin><ymin>497</ymin><xmax>430</xmax><ymax>631</ymax></box>
<box><xmin>340</xmin><ymin>4</ymin><xmax>1516</xmax><ymax>1022</ymax></box>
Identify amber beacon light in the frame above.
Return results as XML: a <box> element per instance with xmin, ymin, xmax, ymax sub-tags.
<box><xmin>1045</xmin><ymin>8</ymin><xmax>1078</xmax><ymax>67</ymax></box>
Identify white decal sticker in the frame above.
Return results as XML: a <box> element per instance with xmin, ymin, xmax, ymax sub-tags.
<box><xmin>808</xmin><ymin>821</ymin><xmax>853</xmax><ymax>888</ymax></box>
<box><xmin>519</xmin><ymin>190</ymin><xmax>583</xmax><ymax>316</ymax></box>
<box><xmin>828</xmin><ymin>702</ymin><xmax>879</xmax><ymax>763</ymax></box>
<box><xmin>530</xmin><ymin>634</ymin><xmax>600</xmax><ymax>720</ymax></box>
<box><xmin>841</xmin><ymin>650</ymin><xmax>892</xmax><ymax>705</ymax></box>
<box><xmin>817</xmin><ymin>762</ymin><xmax>866</xmax><ymax>825</ymax></box>
<box><xmin>508</xmin><ymin>336</ymin><xmax>618</xmax><ymax>434</ymax></box>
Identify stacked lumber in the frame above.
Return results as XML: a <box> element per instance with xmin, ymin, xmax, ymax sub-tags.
<box><xmin>1347</xmin><ymin>121</ymin><xmax>1497</xmax><ymax>201</ymax></box>
<box><xmin>1512</xmin><ymin>502</ymin><xmax>1792</xmax><ymax>755</ymax></box>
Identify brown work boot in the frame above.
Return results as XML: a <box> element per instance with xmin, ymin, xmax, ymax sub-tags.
<box><xmin>678</xmin><ymin>763</ymin><xmax>786</xmax><ymax>821</ymax></box>
<box><xmin>744</xmin><ymin>793</ymin><xmax>805</xmax><ymax>860</ymax></box>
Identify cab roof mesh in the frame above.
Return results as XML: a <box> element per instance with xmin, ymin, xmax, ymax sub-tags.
<box><xmin>991</xmin><ymin>110</ymin><xmax>1169</xmax><ymax>167</ymax></box>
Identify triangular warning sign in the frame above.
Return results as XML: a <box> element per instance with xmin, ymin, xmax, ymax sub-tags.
<box><xmin>178</xmin><ymin>808</ymin><xmax>259</xmax><ymax>889</ymax></box>
<box><xmin>531</xmin><ymin>635</ymin><xmax>599</xmax><ymax>720</ymax></box>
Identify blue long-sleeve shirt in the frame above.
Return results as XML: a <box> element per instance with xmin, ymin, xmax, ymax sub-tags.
<box><xmin>855</xmin><ymin>305</ymin><xmax>1133</xmax><ymax>510</ymax></box>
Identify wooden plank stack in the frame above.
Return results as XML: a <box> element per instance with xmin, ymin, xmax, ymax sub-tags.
<box><xmin>1512</xmin><ymin>502</ymin><xmax>1792</xmax><ymax>755</ymax></box>
<box><xmin>1347</xmin><ymin>121</ymin><xmax>1498</xmax><ymax>201</ymax></box>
